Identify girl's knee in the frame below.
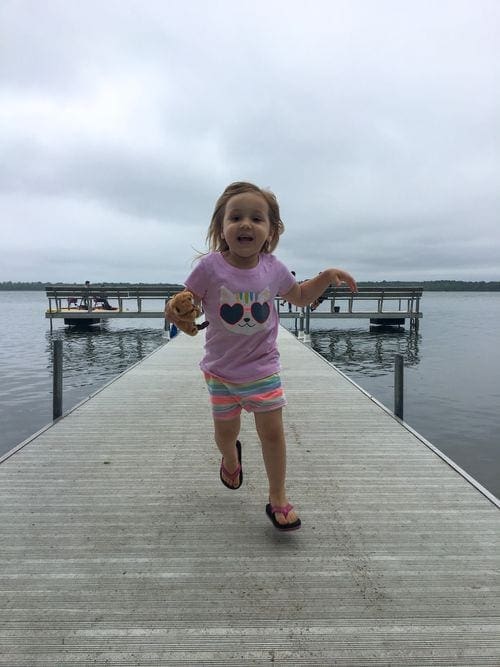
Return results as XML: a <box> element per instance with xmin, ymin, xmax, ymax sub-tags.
<box><xmin>254</xmin><ymin>409</ymin><xmax>285</xmax><ymax>443</ymax></box>
<box><xmin>214</xmin><ymin>416</ymin><xmax>241</xmax><ymax>439</ymax></box>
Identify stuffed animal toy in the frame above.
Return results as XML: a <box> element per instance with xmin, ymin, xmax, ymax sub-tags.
<box><xmin>168</xmin><ymin>290</ymin><xmax>209</xmax><ymax>336</ymax></box>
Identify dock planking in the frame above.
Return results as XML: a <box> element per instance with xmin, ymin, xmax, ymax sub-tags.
<box><xmin>0</xmin><ymin>328</ymin><xmax>499</xmax><ymax>665</ymax></box>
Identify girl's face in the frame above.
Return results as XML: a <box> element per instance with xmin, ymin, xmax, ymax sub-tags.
<box><xmin>221</xmin><ymin>192</ymin><xmax>273</xmax><ymax>268</ymax></box>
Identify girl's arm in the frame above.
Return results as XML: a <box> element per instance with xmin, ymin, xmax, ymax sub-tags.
<box><xmin>281</xmin><ymin>268</ymin><xmax>357</xmax><ymax>308</ymax></box>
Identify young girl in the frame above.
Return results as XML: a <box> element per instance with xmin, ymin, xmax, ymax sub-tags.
<box><xmin>166</xmin><ymin>182</ymin><xmax>357</xmax><ymax>531</ymax></box>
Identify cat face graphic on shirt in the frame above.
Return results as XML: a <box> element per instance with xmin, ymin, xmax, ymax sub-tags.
<box><xmin>219</xmin><ymin>286</ymin><xmax>271</xmax><ymax>336</ymax></box>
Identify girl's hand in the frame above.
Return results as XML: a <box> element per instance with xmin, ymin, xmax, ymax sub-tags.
<box><xmin>329</xmin><ymin>269</ymin><xmax>358</xmax><ymax>293</ymax></box>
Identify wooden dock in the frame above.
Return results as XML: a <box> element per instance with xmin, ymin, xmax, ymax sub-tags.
<box><xmin>1</xmin><ymin>329</ymin><xmax>499</xmax><ymax>665</ymax></box>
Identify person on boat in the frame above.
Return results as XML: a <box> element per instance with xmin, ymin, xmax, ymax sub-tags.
<box><xmin>81</xmin><ymin>280</ymin><xmax>116</xmax><ymax>310</ymax></box>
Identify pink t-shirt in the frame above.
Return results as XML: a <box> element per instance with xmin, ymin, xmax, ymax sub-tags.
<box><xmin>185</xmin><ymin>252</ymin><xmax>296</xmax><ymax>383</ymax></box>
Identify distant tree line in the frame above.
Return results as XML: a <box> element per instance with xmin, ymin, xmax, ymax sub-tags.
<box><xmin>0</xmin><ymin>281</ymin><xmax>48</xmax><ymax>291</ymax></box>
<box><xmin>1</xmin><ymin>280</ymin><xmax>500</xmax><ymax>291</ymax></box>
<box><xmin>0</xmin><ymin>281</ymin><xmax>161</xmax><ymax>290</ymax></box>
<box><xmin>358</xmin><ymin>280</ymin><xmax>500</xmax><ymax>291</ymax></box>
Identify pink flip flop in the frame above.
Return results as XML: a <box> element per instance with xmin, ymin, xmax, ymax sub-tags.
<box><xmin>265</xmin><ymin>502</ymin><xmax>301</xmax><ymax>531</ymax></box>
<box><xmin>220</xmin><ymin>440</ymin><xmax>243</xmax><ymax>490</ymax></box>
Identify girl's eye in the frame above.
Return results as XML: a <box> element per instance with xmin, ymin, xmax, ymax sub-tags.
<box><xmin>253</xmin><ymin>217</ymin><xmax>263</xmax><ymax>222</ymax></box>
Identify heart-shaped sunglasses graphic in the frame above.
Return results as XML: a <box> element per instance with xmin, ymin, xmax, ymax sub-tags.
<box><xmin>220</xmin><ymin>302</ymin><xmax>270</xmax><ymax>324</ymax></box>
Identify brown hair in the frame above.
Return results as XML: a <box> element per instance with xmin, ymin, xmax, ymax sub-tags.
<box><xmin>206</xmin><ymin>182</ymin><xmax>285</xmax><ymax>253</ymax></box>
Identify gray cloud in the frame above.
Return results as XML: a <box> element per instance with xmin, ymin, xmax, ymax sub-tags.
<box><xmin>1</xmin><ymin>0</ymin><xmax>499</xmax><ymax>282</ymax></box>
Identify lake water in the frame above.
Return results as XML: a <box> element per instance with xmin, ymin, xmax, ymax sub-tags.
<box><xmin>1</xmin><ymin>291</ymin><xmax>499</xmax><ymax>501</ymax></box>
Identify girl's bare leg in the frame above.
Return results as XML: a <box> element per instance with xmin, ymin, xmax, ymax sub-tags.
<box><xmin>254</xmin><ymin>408</ymin><xmax>298</xmax><ymax>525</ymax></box>
<box><xmin>214</xmin><ymin>416</ymin><xmax>241</xmax><ymax>488</ymax></box>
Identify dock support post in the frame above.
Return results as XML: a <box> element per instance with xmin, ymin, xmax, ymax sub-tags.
<box><xmin>164</xmin><ymin>300</ymin><xmax>169</xmax><ymax>333</ymax></box>
<box><xmin>297</xmin><ymin>310</ymin><xmax>305</xmax><ymax>341</ymax></box>
<box><xmin>53</xmin><ymin>340</ymin><xmax>63</xmax><ymax>420</ymax></box>
<box><xmin>303</xmin><ymin>306</ymin><xmax>311</xmax><ymax>345</ymax></box>
<box><xmin>394</xmin><ymin>353</ymin><xmax>404</xmax><ymax>420</ymax></box>
<box><xmin>305</xmin><ymin>306</ymin><xmax>310</xmax><ymax>335</ymax></box>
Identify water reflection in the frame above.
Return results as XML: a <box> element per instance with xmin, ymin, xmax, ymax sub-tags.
<box><xmin>310</xmin><ymin>327</ymin><xmax>420</xmax><ymax>377</ymax></box>
<box><xmin>46</xmin><ymin>323</ymin><xmax>167</xmax><ymax>390</ymax></box>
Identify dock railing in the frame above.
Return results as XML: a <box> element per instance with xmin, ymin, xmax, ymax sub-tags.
<box><xmin>46</xmin><ymin>284</ymin><xmax>423</xmax><ymax>332</ymax></box>
<box><xmin>277</xmin><ymin>286</ymin><xmax>423</xmax><ymax>331</ymax></box>
<box><xmin>45</xmin><ymin>284</ymin><xmax>184</xmax><ymax>316</ymax></box>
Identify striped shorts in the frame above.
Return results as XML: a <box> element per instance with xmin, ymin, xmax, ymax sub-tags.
<box><xmin>204</xmin><ymin>372</ymin><xmax>287</xmax><ymax>421</ymax></box>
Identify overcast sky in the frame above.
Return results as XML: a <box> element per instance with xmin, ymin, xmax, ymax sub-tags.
<box><xmin>1</xmin><ymin>0</ymin><xmax>499</xmax><ymax>283</ymax></box>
